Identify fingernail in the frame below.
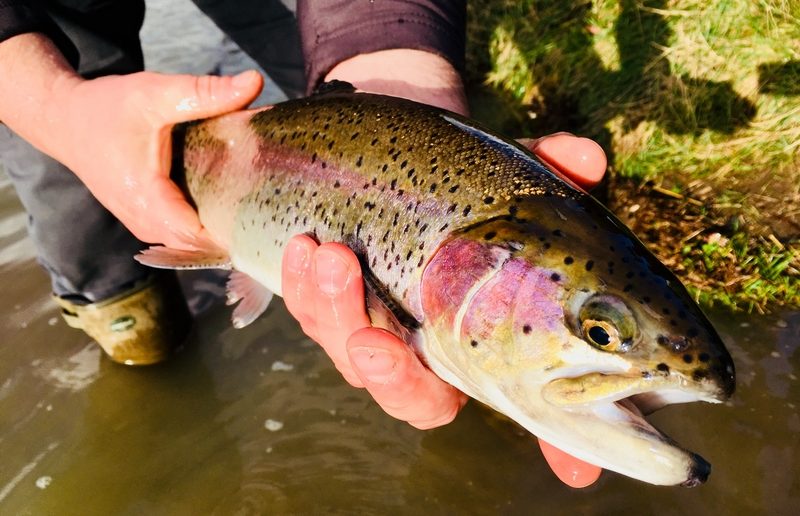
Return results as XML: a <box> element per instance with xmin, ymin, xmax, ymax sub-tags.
<box><xmin>314</xmin><ymin>248</ymin><xmax>351</xmax><ymax>295</ymax></box>
<box><xmin>232</xmin><ymin>70</ymin><xmax>256</xmax><ymax>89</ymax></box>
<box><xmin>286</xmin><ymin>240</ymin><xmax>310</xmax><ymax>274</ymax></box>
<box><xmin>349</xmin><ymin>347</ymin><xmax>397</xmax><ymax>385</ymax></box>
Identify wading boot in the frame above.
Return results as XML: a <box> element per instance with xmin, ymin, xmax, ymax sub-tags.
<box><xmin>53</xmin><ymin>273</ymin><xmax>192</xmax><ymax>365</ymax></box>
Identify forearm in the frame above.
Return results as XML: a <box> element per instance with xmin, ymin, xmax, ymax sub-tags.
<box><xmin>325</xmin><ymin>49</ymin><xmax>468</xmax><ymax>116</ymax></box>
<box><xmin>298</xmin><ymin>0</ymin><xmax>467</xmax><ymax>114</ymax></box>
<box><xmin>0</xmin><ymin>33</ymin><xmax>81</xmax><ymax>157</ymax></box>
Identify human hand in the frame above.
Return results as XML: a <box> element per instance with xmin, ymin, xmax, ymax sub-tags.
<box><xmin>282</xmin><ymin>133</ymin><xmax>606</xmax><ymax>487</ymax></box>
<box><xmin>46</xmin><ymin>69</ymin><xmax>263</xmax><ymax>249</ymax></box>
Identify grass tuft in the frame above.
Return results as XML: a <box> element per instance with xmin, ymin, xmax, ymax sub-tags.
<box><xmin>467</xmin><ymin>0</ymin><xmax>800</xmax><ymax>310</ymax></box>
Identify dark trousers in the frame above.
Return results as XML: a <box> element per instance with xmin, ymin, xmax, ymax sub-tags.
<box><xmin>0</xmin><ymin>0</ymin><xmax>304</xmax><ymax>303</ymax></box>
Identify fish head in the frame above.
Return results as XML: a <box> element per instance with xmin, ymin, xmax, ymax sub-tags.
<box><xmin>418</xmin><ymin>195</ymin><xmax>735</xmax><ymax>486</ymax></box>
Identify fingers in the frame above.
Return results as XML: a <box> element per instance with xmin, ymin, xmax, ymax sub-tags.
<box><xmin>521</xmin><ymin>133</ymin><xmax>607</xmax><ymax>190</ymax></box>
<box><xmin>155</xmin><ymin>70</ymin><xmax>264</xmax><ymax>124</ymax></box>
<box><xmin>281</xmin><ymin>235</ymin><xmax>468</xmax><ymax>429</ymax></box>
<box><xmin>347</xmin><ymin>327</ymin><xmax>468</xmax><ymax>429</ymax></box>
<box><xmin>538</xmin><ymin>439</ymin><xmax>602</xmax><ymax>488</ymax></box>
<box><xmin>281</xmin><ymin>236</ymin><xmax>369</xmax><ymax>386</ymax></box>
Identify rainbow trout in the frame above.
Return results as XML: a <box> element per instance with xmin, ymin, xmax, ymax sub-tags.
<box><xmin>137</xmin><ymin>83</ymin><xmax>735</xmax><ymax>486</ymax></box>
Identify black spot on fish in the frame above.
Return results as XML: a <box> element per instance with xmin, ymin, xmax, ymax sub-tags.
<box><xmin>550</xmin><ymin>273</ymin><xmax>561</xmax><ymax>282</ymax></box>
<box><xmin>564</xmin><ymin>256</ymin><xmax>574</xmax><ymax>265</ymax></box>
<box><xmin>523</xmin><ymin>324</ymin><xmax>532</xmax><ymax>335</ymax></box>
<box><xmin>692</xmin><ymin>369</ymin><xmax>708</xmax><ymax>381</ymax></box>
<box><xmin>463</xmin><ymin>205</ymin><xmax>472</xmax><ymax>217</ymax></box>
<box><xmin>484</xmin><ymin>231</ymin><xmax>496</xmax><ymax>241</ymax></box>
<box><xmin>400</xmin><ymin>160</ymin><xmax>408</xmax><ymax>169</ymax></box>
<box><xmin>371</xmin><ymin>138</ymin><xmax>378</xmax><ymax>146</ymax></box>
<box><xmin>449</xmin><ymin>185</ymin><xmax>459</xmax><ymax>193</ymax></box>
<box><xmin>470</xmin><ymin>339</ymin><xmax>478</xmax><ymax>348</ymax></box>
<box><xmin>683</xmin><ymin>354</ymin><xmax>693</xmax><ymax>364</ymax></box>
<box><xmin>333</xmin><ymin>181</ymin><xmax>340</xmax><ymax>188</ymax></box>
<box><xmin>657</xmin><ymin>363</ymin><xmax>669</xmax><ymax>373</ymax></box>
<box><xmin>356</xmin><ymin>156</ymin><xmax>363</xmax><ymax>167</ymax></box>
<box><xmin>585</xmin><ymin>260</ymin><xmax>594</xmax><ymax>271</ymax></box>
<box><xmin>552</xmin><ymin>229</ymin><xmax>564</xmax><ymax>237</ymax></box>
<box><xmin>351</xmin><ymin>132</ymin><xmax>359</xmax><ymax>140</ymax></box>
<box><xmin>483</xmin><ymin>196</ymin><xmax>495</xmax><ymax>205</ymax></box>
<box><xmin>698</xmin><ymin>352</ymin><xmax>710</xmax><ymax>362</ymax></box>
<box><xmin>429</xmin><ymin>183</ymin><xmax>437</xmax><ymax>193</ymax></box>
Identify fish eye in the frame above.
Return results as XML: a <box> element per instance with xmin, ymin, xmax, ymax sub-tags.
<box><xmin>588</xmin><ymin>324</ymin><xmax>611</xmax><ymax>346</ymax></box>
<box><xmin>578</xmin><ymin>295</ymin><xmax>636</xmax><ymax>352</ymax></box>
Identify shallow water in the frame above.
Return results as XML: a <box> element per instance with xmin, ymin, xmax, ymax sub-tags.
<box><xmin>2</xmin><ymin>1</ymin><xmax>799</xmax><ymax>514</ymax></box>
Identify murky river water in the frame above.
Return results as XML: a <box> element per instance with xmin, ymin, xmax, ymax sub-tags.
<box><xmin>2</xmin><ymin>1</ymin><xmax>799</xmax><ymax>514</ymax></box>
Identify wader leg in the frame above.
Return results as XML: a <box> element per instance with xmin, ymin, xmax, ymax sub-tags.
<box><xmin>0</xmin><ymin>129</ymin><xmax>191</xmax><ymax>365</ymax></box>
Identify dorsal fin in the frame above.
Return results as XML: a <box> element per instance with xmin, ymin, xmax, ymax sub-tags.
<box><xmin>312</xmin><ymin>80</ymin><xmax>357</xmax><ymax>96</ymax></box>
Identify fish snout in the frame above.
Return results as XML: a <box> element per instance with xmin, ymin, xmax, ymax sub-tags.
<box><xmin>655</xmin><ymin>333</ymin><xmax>735</xmax><ymax>401</ymax></box>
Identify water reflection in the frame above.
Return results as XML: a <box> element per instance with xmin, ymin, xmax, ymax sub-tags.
<box><xmin>1</xmin><ymin>269</ymin><xmax>798</xmax><ymax>514</ymax></box>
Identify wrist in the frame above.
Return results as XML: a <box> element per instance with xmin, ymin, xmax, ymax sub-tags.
<box><xmin>325</xmin><ymin>49</ymin><xmax>469</xmax><ymax>116</ymax></box>
<box><xmin>0</xmin><ymin>33</ymin><xmax>83</xmax><ymax>155</ymax></box>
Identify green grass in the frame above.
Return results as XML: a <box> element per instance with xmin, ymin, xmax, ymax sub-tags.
<box><xmin>466</xmin><ymin>0</ymin><xmax>800</xmax><ymax>311</ymax></box>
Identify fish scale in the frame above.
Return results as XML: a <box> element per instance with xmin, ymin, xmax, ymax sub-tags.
<box><xmin>140</xmin><ymin>86</ymin><xmax>735</xmax><ymax>487</ymax></box>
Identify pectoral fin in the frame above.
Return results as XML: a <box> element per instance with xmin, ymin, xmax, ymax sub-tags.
<box><xmin>362</xmin><ymin>270</ymin><xmax>420</xmax><ymax>346</ymax></box>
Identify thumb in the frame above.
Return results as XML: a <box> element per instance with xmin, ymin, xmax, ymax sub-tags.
<box><xmin>156</xmin><ymin>70</ymin><xmax>264</xmax><ymax>124</ymax></box>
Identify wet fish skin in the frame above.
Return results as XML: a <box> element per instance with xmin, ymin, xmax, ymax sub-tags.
<box><xmin>147</xmin><ymin>87</ymin><xmax>735</xmax><ymax>486</ymax></box>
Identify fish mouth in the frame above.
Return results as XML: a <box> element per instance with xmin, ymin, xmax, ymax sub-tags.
<box><xmin>536</xmin><ymin>373</ymin><xmax>724</xmax><ymax>486</ymax></box>
<box><xmin>606</xmin><ymin>395</ymin><xmax>710</xmax><ymax>487</ymax></box>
